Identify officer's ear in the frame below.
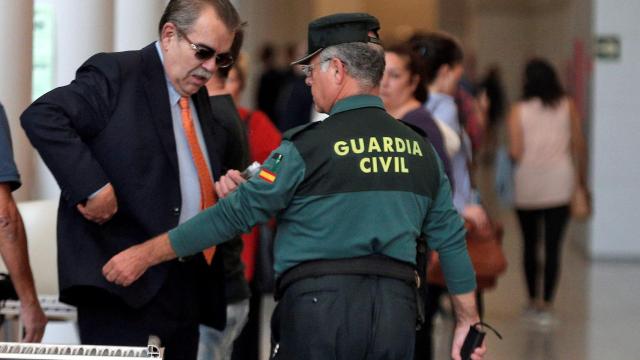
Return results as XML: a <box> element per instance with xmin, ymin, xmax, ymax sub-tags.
<box><xmin>331</xmin><ymin>58</ymin><xmax>346</xmax><ymax>83</ymax></box>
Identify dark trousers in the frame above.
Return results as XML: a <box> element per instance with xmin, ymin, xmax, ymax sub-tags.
<box><xmin>516</xmin><ymin>205</ymin><xmax>570</xmax><ymax>302</ymax></box>
<box><xmin>272</xmin><ymin>275</ymin><xmax>417</xmax><ymax>360</ymax></box>
<box><xmin>77</xmin><ymin>262</ymin><xmax>205</xmax><ymax>360</ymax></box>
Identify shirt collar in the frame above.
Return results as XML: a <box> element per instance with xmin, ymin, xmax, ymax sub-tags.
<box><xmin>155</xmin><ymin>41</ymin><xmax>182</xmax><ymax>106</ymax></box>
<box><xmin>329</xmin><ymin>95</ymin><xmax>385</xmax><ymax>115</ymax></box>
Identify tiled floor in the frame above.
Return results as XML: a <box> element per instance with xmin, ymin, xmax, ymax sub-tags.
<box><xmin>427</xmin><ymin>164</ymin><xmax>640</xmax><ymax>359</ymax></box>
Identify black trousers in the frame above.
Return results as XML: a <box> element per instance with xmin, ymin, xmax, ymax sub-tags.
<box><xmin>272</xmin><ymin>275</ymin><xmax>417</xmax><ymax>360</ymax></box>
<box><xmin>516</xmin><ymin>205</ymin><xmax>570</xmax><ymax>302</ymax></box>
<box><xmin>77</xmin><ymin>261</ymin><xmax>206</xmax><ymax>360</ymax></box>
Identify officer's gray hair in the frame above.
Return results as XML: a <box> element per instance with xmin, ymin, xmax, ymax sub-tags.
<box><xmin>319</xmin><ymin>42</ymin><xmax>385</xmax><ymax>90</ymax></box>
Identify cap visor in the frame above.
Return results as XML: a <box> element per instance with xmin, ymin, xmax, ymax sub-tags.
<box><xmin>290</xmin><ymin>48</ymin><xmax>323</xmax><ymax>66</ymax></box>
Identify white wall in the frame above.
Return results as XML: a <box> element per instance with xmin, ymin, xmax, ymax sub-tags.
<box><xmin>589</xmin><ymin>0</ymin><xmax>640</xmax><ymax>259</ymax></box>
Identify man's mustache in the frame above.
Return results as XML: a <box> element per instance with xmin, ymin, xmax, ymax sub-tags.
<box><xmin>192</xmin><ymin>68</ymin><xmax>212</xmax><ymax>79</ymax></box>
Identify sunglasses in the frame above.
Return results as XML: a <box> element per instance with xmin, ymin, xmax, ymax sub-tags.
<box><xmin>177</xmin><ymin>29</ymin><xmax>234</xmax><ymax>68</ymax></box>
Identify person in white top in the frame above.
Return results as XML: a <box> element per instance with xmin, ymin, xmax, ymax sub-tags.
<box><xmin>507</xmin><ymin>58</ymin><xmax>587</xmax><ymax>325</ymax></box>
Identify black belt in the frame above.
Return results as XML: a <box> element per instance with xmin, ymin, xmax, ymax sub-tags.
<box><xmin>274</xmin><ymin>254</ymin><xmax>418</xmax><ymax>300</ymax></box>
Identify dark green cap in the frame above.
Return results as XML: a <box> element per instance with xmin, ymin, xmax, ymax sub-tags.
<box><xmin>291</xmin><ymin>12</ymin><xmax>381</xmax><ymax>65</ymax></box>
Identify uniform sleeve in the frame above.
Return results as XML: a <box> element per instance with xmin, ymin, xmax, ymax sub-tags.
<box><xmin>422</xmin><ymin>159</ymin><xmax>476</xmax><ymax>294</ymax></box>
<box><xmin>0</xmin><ymin>105</ymin><xmax>21</xmax><ymax>191</ymax></box>
<box><xmin>169</xmin><ymin>140</ymin><xmax>304</xmax><ymax>257</ymax></box>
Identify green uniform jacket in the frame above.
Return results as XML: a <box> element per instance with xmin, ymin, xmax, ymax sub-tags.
<box><xmin>170</xmin><ymin>95</ymin><xmax>476</xmax><ymax>294</ymax></box>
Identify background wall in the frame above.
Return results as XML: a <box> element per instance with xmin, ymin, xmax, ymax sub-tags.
<box><xmin>589</xmin><ymin>0</ymin><xmax>640</xmax><ymax>259</ymax></box>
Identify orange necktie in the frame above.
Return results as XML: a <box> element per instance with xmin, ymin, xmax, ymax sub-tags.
<box><xmin>179</xmin><ymin>97</ymin><xmax>217</xmax><ymax>264</ymax></box>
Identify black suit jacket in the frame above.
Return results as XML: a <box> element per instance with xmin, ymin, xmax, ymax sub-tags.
<box><xmin>21</xmin><ymin>43</ymin><xmax>232</xmax><ymax>328</ymax></box>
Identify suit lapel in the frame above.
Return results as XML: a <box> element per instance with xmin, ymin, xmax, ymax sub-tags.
<box><xmin>140</xmin><ymin>43</ymin><xmax>180</xmax><ymax>176</ymax></box>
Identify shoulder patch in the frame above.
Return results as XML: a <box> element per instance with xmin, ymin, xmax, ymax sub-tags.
<box><xmin>283</xmin><ymin>121</ymin><xmax>321</xmax><ymax>141</ymax></box>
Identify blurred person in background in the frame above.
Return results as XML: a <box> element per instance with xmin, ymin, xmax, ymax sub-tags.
<box><xmin>226</xmin><ymin>58</ymin><xmax>282</xmax><ymax>166</ymax></box>
<box><xmin>380</xmin><ymin>44</ymin><xmax>451</xmax><ymax>182</ymax></box>
<box><xmin>0</xmin><ymin>102</ymin><xmax>47</xmax><ymax>342</ymax></box>
<box><xmin>478</xmin><ymin>65</ymin><xmax>507</xmax><ymax>163</ymax></box>
<box><xmin>256</xmin><ymin>43</ymin><xmax>284</xmax><ymax>126</ymax></box>
<box><xmin>410</xmin><ymin>31</ymin><xmax>491</xmax><ymax>360</ymax></box>
<box><xmin>276</xmin><ymin>41</ymin><xmax>314</xmax><ymax>132</ymax></box>
<box><xmin>411</xmin><ymin>32</ymin><xmax>489</xmax><ymax>244</ymax></box>
<box><xmin>507</xmin><ymin>58</ymin><xmax>587</xmax><ymax>326</ymax></box>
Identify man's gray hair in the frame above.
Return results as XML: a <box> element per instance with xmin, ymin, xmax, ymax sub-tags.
<box><xmin>319</xmin><ymin>42</ymin><xmax>385</xmax><ymax>90</ymax></box>
<box><xmin>158</xmin><ymin>0</ymin><xmax>241</xmax><ymax>35</ymax></box>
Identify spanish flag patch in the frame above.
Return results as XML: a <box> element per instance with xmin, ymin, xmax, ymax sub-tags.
<box><xmin>259</xmin><ymin>168</ymin><xmax>277</xmax><ymax>184</ymax></box>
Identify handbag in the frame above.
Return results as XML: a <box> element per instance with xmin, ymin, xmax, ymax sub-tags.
<box><xmin>571</xmin><ymin>185</ymin><xmax>591</xmax><ymax>220</ymax></box>
<box><xmin>428</xmin><ymin>221</ymin><xmax>508</xmax><ymax>290</ymax></box>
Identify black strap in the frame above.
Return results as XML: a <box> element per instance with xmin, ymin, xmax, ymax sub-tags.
<box><xmin>472</xmin><ymin>321</ymin><xmax>503</xmax><ymax>340</ymax></box>
<box><xmin>274</xmin><ymin>255</ymin><xmax>416</xmax><ymax>300</ymax></box>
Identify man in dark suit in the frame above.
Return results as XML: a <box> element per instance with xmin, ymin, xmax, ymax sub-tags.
<box><xmin>21</xmin><ymin>1</ymin><xmax>244</xmax><ymax>359</ymax></box>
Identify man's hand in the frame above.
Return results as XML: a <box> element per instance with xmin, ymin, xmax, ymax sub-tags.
<box><xmin>20</xmin><ymin>300</ymin><xmax>47</xmax><ymax>342</ymax></box>
<box><xmin>214</xmin><ymin>170</ymin><xmax>246</xmax><ymax>199</ymax></box>
<box><xmin>103</xmin><ymin>233</ymin><xmax>176</xmax><ymax>287</ymax></box>
<box><xmin>77</xmin><ymin>183</ymin><xmax>118</xmax><ymax>224</ymax></box>
<box><xmin>451</xmin><ymin>322</ymin><xmax>487</xmax><ymax>360</ymax></box>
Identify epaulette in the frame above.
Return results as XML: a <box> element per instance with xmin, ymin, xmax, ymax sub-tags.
<box><xmin>398</xmin><ymin>119</ymin><xmax>427</xmax><ymax>137</ymax></box>
<box><xmin>283</xmin><ymin>121</ymin><xmax>322</xmax><ymax>140</ymax></box>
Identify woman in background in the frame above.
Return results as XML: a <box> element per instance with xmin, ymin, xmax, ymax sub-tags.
<box><xmin>225</xmin><ymin>62</ymin><xmax>282</xmax><ymax>170</ymax></box>
<box><xmin>508</xmin><ymin>58</ymin><xmax>587</xmax><ymax>326</ymax></box>
<box><xmin>380</xmin><ymin>44</ymin><xmax>451</xmax><ymax>180</ymax></box>
<box><xmin>411</xmin><ymin>32</ymin><xmax>488</xmax><ymax>227</ymax></box>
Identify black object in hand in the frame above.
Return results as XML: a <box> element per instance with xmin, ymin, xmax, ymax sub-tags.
<box><xmin>460</xmin><ymin>325</ymin><xmax>485</xmax><ymax>359</ymax></box>
<box><xmin>460</xmin><ymin>322</ymin><xmax>502</xmax><ymax>360</ymax></box>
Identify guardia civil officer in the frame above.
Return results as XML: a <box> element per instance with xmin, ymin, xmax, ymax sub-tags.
<box><xmin>103</xmin><ymin>13</ymin><xmax>486</xmax><ymax>360</ymax></box>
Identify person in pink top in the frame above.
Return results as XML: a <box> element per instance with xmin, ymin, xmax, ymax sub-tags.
<box><xmin>507</xmin><ymin>58</ymin><xmax>587</xmax><ymax>326</ymax></box>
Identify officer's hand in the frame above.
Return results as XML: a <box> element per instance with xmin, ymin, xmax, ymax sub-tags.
<box><xmin>103</xmin><ymin>233</ymin><xmax>176</xmax><ymax>287</ymax></box>
<box><xmin>77</xmin><ymin>183</ymin><xmax>118</xmax><ymax>225</ymax></box>
<box><xmin>102</xmin><ymin>243</ymin><xmax>151</xmax><ymax>287</ymax></box>
<box><xmin>20</xmin><ymin>300</ymin><xmax>47</xmax><ymax>342</ymax></box>
<box><xmin>215</xmin><ymin>170</ymin><xmax>246</xmax><ymax>199</ymax></box>
<box><xmin>451</xmin><ymin>323</ymin><xmax>487</xmax><ymax>360</ymax></box>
